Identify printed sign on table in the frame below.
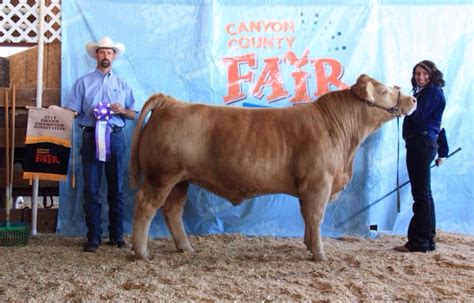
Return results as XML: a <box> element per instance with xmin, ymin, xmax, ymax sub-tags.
<box><xmin>23</xmin><ymin>107</ymin><xmax>75</xmax><ymax>182</ymax></box>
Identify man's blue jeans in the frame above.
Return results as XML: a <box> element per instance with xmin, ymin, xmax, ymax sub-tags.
<box><xmin>405</xmin><ymin>137</ymin><xmax>437</xmax><ymax>251</ymax></box>
<box><xmin>81</xmin><ymin>128</ymin><xmax>127</xmax><ymax>246</ymax></box>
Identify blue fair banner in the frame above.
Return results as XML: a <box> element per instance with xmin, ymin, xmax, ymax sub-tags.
<box><xmin>58</xmin><ymin>0</ymin><xmax>473</xmax><ymax>238</ymax></box>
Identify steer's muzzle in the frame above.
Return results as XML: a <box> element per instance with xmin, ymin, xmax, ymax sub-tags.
<box><xmin>401</xmin><ymin>95</ymin><xmax>417</xmax><ymax>116</ymax></box>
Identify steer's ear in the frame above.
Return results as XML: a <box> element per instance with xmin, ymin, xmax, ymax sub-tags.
<box><xmin>351</xmin><ymin>74</ymin><xmax>375</xmax><ymax>102</ymax></box>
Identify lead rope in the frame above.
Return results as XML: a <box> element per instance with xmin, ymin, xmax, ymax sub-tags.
<box><xmin>72</xmin><ymin>120</ymin><xmax>75</xmax><ymax>188</ymax></box>
<box><xmin>396</xmin><ymin>116</ymin><xmax>401</xmax><ymax>212</ymax></box>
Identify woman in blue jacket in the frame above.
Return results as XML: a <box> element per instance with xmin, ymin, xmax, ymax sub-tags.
<box><xmin>395</xmin><ymin>60</ymin><xmax>447</xmax><ymax>253</ymax></box>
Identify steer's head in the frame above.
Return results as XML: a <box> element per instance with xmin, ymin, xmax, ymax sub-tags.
<box><xmin>350</xmin><ymin>74</ymin><xmax>417</xmax><ymax>117</ymax></box>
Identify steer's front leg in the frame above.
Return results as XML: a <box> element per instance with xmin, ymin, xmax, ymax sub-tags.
<box><xmin>299</xmin><ymin>188</ymin><xmax>331</xmax><ymax>261</ymax></box>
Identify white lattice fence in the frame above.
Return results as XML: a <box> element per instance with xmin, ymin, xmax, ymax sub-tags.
<box><xmin>0</xmin><ymin>0</ymin><xmax>61</xmax><ymax>43</ymax></box>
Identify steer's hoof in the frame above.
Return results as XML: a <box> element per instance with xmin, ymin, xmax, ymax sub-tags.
<box><xmin>126</xmin><ymin>254</ymin><xmax>148</xmax><ymax>262</ymax></box>
<box><xmin>177</xmin><ymin>244</ymin><xmax>194</xmax><ymax>253</ymax></box>
<box><xmin>312</xmin><ymin>253</ymin><xmax>327</xmax><ymax>262</ymax></box>
<box><xmin>132</xmin><ymin>251</ymin><xmax>150</xmax><ymax>261</ymax></box>
<box><xmin>135</xmin><ymin>255</ymin><xmax>150</xmax><ymax>262</ymax></box>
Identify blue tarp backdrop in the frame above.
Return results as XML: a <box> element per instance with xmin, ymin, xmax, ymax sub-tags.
<box><xmin>58</xmin><ymin>0</ymin><xmax>473</xmax><ymax>239</ymax></box>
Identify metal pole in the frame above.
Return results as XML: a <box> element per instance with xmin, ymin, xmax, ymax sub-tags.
<box><xmin>4</xmin><ymin>91</ymin><xmax>10</xmax><ymax>223</ymax></box>
<box><xmin>335</xmin><ymin>147</ymin><xmax>462</xmax><ymax>228</ymax></box>
<box><xmin>31</xmin><ymin>0</ymin><xmax>45</xmax><ymax>236</ymax></box>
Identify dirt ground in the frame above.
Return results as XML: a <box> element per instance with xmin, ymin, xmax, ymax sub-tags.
<box><xmin>0</xmin><ymin>231</ymin><xmax>473</xmax><ymax>301</ymax></box>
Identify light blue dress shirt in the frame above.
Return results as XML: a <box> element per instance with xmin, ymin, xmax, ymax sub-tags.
<box><xmin>64</xmin><ymin>69</ymin><xmax>138</xmax><ymax>128</ymax></box>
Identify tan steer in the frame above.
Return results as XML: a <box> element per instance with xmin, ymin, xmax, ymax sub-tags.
<box><xmin>130</xmin><ymin>74</ymin><xmax>416</xmax><ymax>261</ymax></box>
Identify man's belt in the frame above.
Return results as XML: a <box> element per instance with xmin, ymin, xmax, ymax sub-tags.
<box><xmin>83</xmin><ymin>126</ymin><xmax>123</xmax><ymax>133</ymax></box>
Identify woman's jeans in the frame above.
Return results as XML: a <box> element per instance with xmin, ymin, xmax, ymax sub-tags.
<box><xmin>81</xmin><ymin>128</ymin><xmax>127</xmax><ymax>246</ymax></box>
<box><xmin>405</xmin><ymin>137</ymin><xmax>438</xmax><ymax>251</ymax></box>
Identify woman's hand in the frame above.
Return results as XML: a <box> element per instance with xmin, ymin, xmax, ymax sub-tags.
<box><xmin>435</xmin><ymin>157</ymin><xmax>446</xmax><ymax>166</ymax></box>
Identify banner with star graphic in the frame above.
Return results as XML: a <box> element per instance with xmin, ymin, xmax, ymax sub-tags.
<box><xmin>59</xmin><ymin>0</ymin><xmax>473</xmax><ymax>237</ymax></box>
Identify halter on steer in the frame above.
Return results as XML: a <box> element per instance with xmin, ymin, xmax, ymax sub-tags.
<box><xmin>349</xmin><ymin>86</ymin><xmax>402</xmax><ymax>117</ymax></box>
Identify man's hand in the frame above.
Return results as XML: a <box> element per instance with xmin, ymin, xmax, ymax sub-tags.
<box><xmin>110</xmin><ymin>103</ymin><xmax>125</xmax><ymax>115</ymax></box>
<box><xmin>110</xmin><ymin>103</ymin><xmax>135</xmax><ymax>120</ymax></box>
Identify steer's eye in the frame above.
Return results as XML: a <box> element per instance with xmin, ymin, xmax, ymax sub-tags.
<box><xmin>378</xmin><ymin>89</ymin><xmax>388</xmax><ymax>95</ymax></box>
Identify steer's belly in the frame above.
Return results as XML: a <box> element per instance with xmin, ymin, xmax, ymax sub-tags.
<box><xmin>191</xmin><ymin>177</ymin><xmax>297</xmax><ymax>205</ymax></box>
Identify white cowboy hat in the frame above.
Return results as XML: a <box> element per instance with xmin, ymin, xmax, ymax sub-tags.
<box><xmin>85</xmin><ymin>36</ymin><xmax>125</xmax><ymax>59</ymax></box>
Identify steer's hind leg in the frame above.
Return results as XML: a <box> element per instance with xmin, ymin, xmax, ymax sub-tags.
<box><xmin>132</xmin><ymin>180</ymin><xmax>175</xmax><ymax>260</ymax></box>
<box><xmin>162</xmin><ymin>181</ymin><xmax>193</xmax><ymax>252</ymax></box>
<box><xmin>299</xmin><ymin>188</ymin><xmax>331</xmax><ymax>261</ymax></box>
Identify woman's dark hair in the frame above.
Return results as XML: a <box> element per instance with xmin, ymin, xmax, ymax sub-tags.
<box><xmin>411</xmin><ymin>60</ymin><xmax>445</xmax><ymax>92</ymax></box>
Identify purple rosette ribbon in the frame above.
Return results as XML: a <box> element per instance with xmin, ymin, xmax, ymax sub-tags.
<box><xmin>93</xmin><ymin>102</ymin><xmax>113</xmax><ymax>161</ymax></box>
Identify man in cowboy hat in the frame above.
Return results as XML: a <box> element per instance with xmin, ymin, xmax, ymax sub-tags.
<box><xmin>62</xmin><ymin>36</ymin><xmax>138</xmax><ymax>252</ymax></box>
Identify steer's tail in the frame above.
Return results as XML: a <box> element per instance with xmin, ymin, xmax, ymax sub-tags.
<box><xmin>130</xmin><ymin>93</ymin><xmax>171</xmax><ymax>188</ymax></box>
